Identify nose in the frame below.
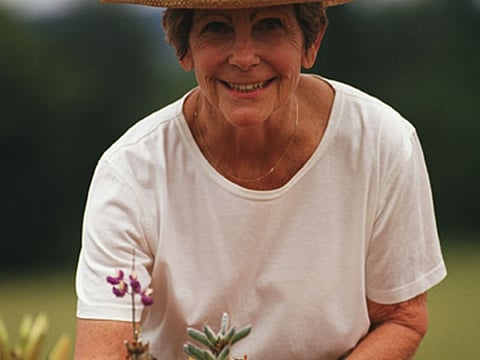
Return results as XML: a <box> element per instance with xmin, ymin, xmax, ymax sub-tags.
<box><xmin>228</xmin><ymin>32</ymin><xmax>260</xmax><ymax>71</ymax></box>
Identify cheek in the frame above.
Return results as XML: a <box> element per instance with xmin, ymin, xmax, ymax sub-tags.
<box><xmin>191</xmin><ymin>55</ymin><xmax>225</xmax><ymax>104</ymax></box>
<box><xmin>270</xmin><ymin>30</ymin><xmax>304</xmax><ymax>65</ymax></box>
<box><xmin>271</xmin><ymin>51</ymin><xmax>303</xmax><ymax>83</ymax></box>
<box><xmin>191</xmin><ymin>44</ymin><xmax>227</xmax><ymax>78</ymax></box>
<box><xmin>193</xmin><ymin>57</ymin><xmax>221</xmax><ymax>89</ymax></box>
<box><xmin>265</xmin><ymin>38</ymin><xmax>304</xmax><ymax>75</ymax></box>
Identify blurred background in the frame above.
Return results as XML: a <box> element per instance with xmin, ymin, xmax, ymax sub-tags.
<box><xmin>0</xmin><ymin>0</ymin><xmax>479</xmax><ymax>358</ymax></box>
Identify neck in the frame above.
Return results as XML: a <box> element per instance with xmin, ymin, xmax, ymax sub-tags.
<box><xmin>195</xmin><ymin>93</ymin><xmax>298</xmax><ymax>168</ymax></box>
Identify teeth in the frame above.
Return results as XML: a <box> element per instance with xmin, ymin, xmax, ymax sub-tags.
<box><xmin>228</xmin><ymin>81</ymin><xmax>268</xmax><ymax>92</ymax></box>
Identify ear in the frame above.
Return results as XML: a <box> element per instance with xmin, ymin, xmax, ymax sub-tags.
<box><xmin>301</xmin><ymin>23</ymin><xmax>327</xmax><ymax>69</ymax></box>
<box><xmin>179</xmin><ymin>50</ymin><xmax>194</xmax><ymax>71</ymax></box>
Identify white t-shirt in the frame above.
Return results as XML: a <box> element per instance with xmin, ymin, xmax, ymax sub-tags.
<box><xmin>76</xmin><ymin>78</ymin><xmax>446</xmax><ymax>359</ymax></box>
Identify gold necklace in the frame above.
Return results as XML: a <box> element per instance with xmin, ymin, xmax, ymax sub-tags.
<box><xmin>194</xmin><ymin>96</ymin><xmax>299</xmax><ymax>183</ymax></box>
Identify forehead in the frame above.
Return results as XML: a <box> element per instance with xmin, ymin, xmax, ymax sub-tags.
<box><xmin>193</xmin><ymin>4</ymin><xmax>295</xmax><ymax>21</ymax></box>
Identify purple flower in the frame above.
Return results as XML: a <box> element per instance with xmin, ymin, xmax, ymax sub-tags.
<box><xmin>106</xmin><ymin>270</ymin><xmax>124</xmax><ymax>285</ymax></box>
<box><xmin>129</xmin><ymin>273</ymin><xmax>142</xmax><ymax>294</ymax></box>
<box><xmin>112</xmin><ymin>281</ymin><xmax>128</xmax><ymax>298</ymax></box>
<box><xmin>141</xmin><ymin>288</ymin><xmax>154</xmax><ymax>306</ymax></box>
<box><xmin>107</xmin><ymin>266</ymin><xmax>154</xmax><ymax>306</ymax></box>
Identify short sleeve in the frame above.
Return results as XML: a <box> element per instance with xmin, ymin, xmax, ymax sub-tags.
<box><xmin>366</xmin><ymin>131</ymin><xmax>447</xmax><ymax>304</ymax></box>
<box><xmin>76</xmin><ymin>159</ymin><xmax>155</xmax><ymax>320</ymax></box>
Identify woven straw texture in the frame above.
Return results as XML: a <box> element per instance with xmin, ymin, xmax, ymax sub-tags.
<box><xmin>100</xmin><ymin>0</ymin><xmax>353</xmax><ymax>9</ymax></box>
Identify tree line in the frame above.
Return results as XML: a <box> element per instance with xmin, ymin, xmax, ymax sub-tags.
<box><xmin>0</xmin><ymin>0</ymin><xmax>478</xmax><ymax>270</ymax></box>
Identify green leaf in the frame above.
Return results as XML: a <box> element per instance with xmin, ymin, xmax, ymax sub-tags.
<box><xmin>187</xmin><ymin>328</ymin><xmax>212</xmax><ymax>348</ymax></box>
<box><xmin>202</xmin><ymin>350</ymin><xmax>215</xmax><ymax>360</ymax></box>
<box><xmin>220</xmin><ymin>313</ymin><xmax>229</xmax><ymax>336</ymax></box>
<box><xmin>230</xmin><ymin>325</ymin><xmax>252</xmax><ymax>346</ymax></box>
<box><xmin>203</xmin><ymin>325</ymin><xmax>218</xmax><ymax>348</ymax></box>
<box><xmin>216</xmin><ymin>345</ymin><xmax>230</xmax><ymax>360</ymax></box>
<box><xmin>184</xmin><ymin>343</ymin><xmax>205</xmax><ymax>360</ymax></box>
<box><xmin>222</xmin><ymin>326</ymin><xmax>236</xmax><ymax>345</ymax></box>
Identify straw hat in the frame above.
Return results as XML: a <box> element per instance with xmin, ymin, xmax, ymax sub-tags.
<box><xmin>100</xmin><ymin>0</ymin><xmax>354</xmax><ymax>9</ymax></box>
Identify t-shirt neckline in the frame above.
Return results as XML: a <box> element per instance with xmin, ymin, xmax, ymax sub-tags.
<box><xmin>175</xmin><ymin>76</ymin><xmax>344</xmax><ymax>200</ymax></box>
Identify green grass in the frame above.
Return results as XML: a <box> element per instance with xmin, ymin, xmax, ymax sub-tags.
<box><xmin>416</xmin><ymin>241</ymin><xmax>480</xmax><ymax>359</ymax></box>
<box><xmin>0</xmin><ymin>241</ymin><xmax>479</xmax><ymax>359</ymax></box>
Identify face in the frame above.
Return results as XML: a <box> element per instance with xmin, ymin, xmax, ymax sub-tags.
<box><xmin>180</xmin><ymin>5</ymin><xmax>324</xmax><ymax>128</ymax></box>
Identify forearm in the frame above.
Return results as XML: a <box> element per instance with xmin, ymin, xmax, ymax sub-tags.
<box><xmin>345</xmin><ymin>293</ymin><xmax>429</xmax><ymax>359</ymax></box>
<box><xmin>347</xmin><ymin>321</ymin><xmax>424</xmax><ymax>360</ymax></box>
<box><xmin>75</xmin><ymin>319</ymin><xmax>133</xmax><ymax>360</ymax></box>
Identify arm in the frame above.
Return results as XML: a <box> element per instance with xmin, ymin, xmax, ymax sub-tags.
<box><xmin>75</xmin><ymin>319</ymin><xmax>133</xmax><ymax>359</ymax></box>
<box><xmin>75</xmin><ymin>161</ymin><xmax>155</xmax><ymax>359</ymax></box>
<box><xmin>347</xmin><ymin>293</ymin><xmax>428</xmax><ymax>360</ymax></box>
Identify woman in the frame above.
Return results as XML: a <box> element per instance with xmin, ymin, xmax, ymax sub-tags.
<box><xmin>75</xmin><ymin>0</ymin><xmax>447</xmax><ymax>359</ymax></box>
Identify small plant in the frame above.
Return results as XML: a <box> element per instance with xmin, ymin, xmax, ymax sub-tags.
<box><xmin>106</xmin><ymin>250</ymin><xmax>156</xmax><ymax>360</ymax></box>
<box><xmin>184</xmin><ymin>312</ymin><xmax>251</xmax><ymax>360</ymax></box>
<box><xmin>0</xmin><ymin>313</ymin><xmax>70</xmax><ymax>360</ymax></box>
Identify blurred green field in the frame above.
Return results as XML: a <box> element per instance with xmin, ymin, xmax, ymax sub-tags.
<box><xmin>0</xmin><ymin>268</ymin><xmax>77</xmax><ymax>359</ymax></box>
<box><xmin>1</xmin><ymin>241</ymin><xmax>479</xmax><ymax>359</ymax></box>
<box><xmin>416</xmin><ymin>241</ymin><xmax>480</xmax><ymax>359</ymax></box>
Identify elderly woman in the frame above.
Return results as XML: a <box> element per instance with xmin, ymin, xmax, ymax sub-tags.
<box><xmin>75</xmin><ymin>0</ymin><xmax>446</xmax><ymax>359</ymax></box>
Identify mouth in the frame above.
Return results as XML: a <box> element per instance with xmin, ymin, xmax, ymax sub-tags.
<box><xmin>222</xmin><ymin>78</ymin><xmax>274</xmax><ymax>93</ymax></box>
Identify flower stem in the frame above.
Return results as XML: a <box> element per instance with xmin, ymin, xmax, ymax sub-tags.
<box><xmin>131</xmin><ymin>249</ymin><xmax>138</xmax><ymax>360</ymax></box>
<box><xmin>131</xmin><ymin>249</ymin><xmax>138</xmax><ymax>342</ymax></box>
<box><xmin>131</xmin><ymin>290</ymin><xmax>137</xmax><ymax>341</ymax></box>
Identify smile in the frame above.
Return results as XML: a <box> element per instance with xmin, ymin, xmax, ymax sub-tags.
<box><xmin>223</xmin><ymin>79</ymin><xmax>273</xmax><ymax>93</ymax></box>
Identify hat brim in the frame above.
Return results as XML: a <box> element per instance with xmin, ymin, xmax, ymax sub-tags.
<box><xmin>100</xmin><ymin>0</ymin><xmax>354</xmax><ymax>9</ymax></box>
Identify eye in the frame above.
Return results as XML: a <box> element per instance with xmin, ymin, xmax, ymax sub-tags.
<box><xmin>256</xmin><ymin>18</ymin><xmax>283</xmax><ymax>31</ymax></box>
<box><xmin>202</xmin><ymin>21</ymin><xmax>230</xmax><ymax>34</ymax></box>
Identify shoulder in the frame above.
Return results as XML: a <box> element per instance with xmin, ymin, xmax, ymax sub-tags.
<box><xmin>329</xmin><ymin>78</ymin><xmax>415</xmax><ymax>136</ymax></box>
<box><xmin>89</xmin><ymin>94</ymin><xmax>190</xmax><ymax>191</ymax></box>
<box><xmin>101</xmin><ymin>96</ymin><xmax>185</xmax><ymax>163</ymax></box>
<box><xmin>327</xmin><ymin>78</ymin><xmax>418</xmax><ymax>161</ymax></box>
<box><xmin>300</xmin><ymin>76</ymin><xmax>426</xmax><ymax>181</ymax></box>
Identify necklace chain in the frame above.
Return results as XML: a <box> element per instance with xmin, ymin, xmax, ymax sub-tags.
<box><xmin>194</xmin><ymin>95</ymin><xmax>299</xmax><ymax>183</ymax></box>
